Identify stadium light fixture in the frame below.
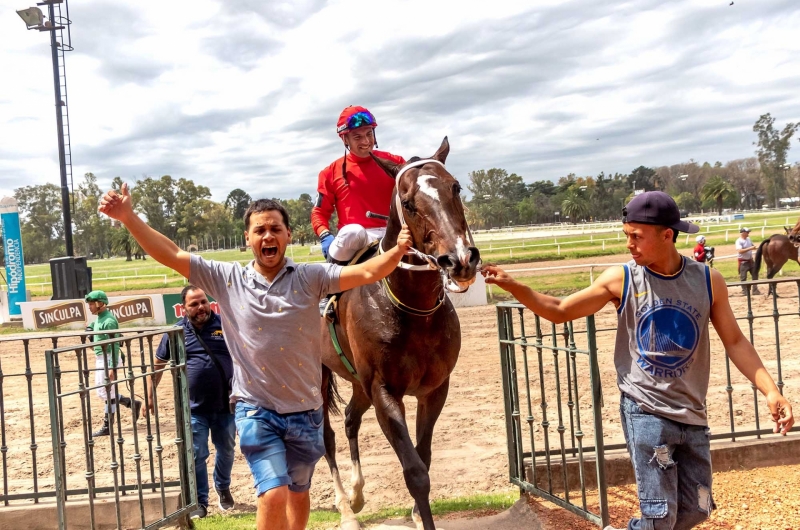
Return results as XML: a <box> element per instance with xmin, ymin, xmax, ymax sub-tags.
<box><xmin>16</xmin><ymin>7</ymin><xmax>45</xmax><ymax>29</ymax></box>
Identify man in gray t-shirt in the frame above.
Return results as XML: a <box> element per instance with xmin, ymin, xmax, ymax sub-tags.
<box><xmin>99</xmin><ymin>184</ymin><xmax>412</xmax><ymax>530</ymax></box>
<box><xmin>481</xmin><ymin>192</ymin><xmax>793</xmax><ymax>530</ymax></box>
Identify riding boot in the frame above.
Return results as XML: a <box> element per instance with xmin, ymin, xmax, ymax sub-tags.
<box><xmin>118</xmin><ymin>395</ymin><xmax>143</xmax><ymax>423</ymax></box>
<box><xmin>92</xmin><ymin>412</ymin><xmax>112</xmax><ymax>437</ymax></box>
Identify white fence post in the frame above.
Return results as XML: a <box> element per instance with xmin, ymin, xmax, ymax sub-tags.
<box><xmin>725</xmin><ymin>230</ymin><xmax>729</xmax><ymax>242</ymax></box>
<box><xmin>557</xmin><ymin>245</ymin><xmax>561</xmax><ymax>255</ymax></box>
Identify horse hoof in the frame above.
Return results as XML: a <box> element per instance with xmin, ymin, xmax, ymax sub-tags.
<box><xmin>349</xmin><ymin>493</ymin><xmax>365</xmax><ymax>514</ymax></box>
<box><xmin>340</xmin><ymin>519</ymin><xmax>362</xmax><ymax>530</ymax></box>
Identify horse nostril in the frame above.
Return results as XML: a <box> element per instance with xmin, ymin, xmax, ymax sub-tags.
<box><xmin>468</xmin><ymin>247</ymin><xmax>480</xmax><ymax>265</ymax></box>
<box><xmin>437</xmin><ymin>254</ymin><xmax>456</xmax><ymax>270</ymax></box>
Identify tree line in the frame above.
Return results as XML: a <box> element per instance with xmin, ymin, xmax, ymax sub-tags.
<box><xmin>464</xmin><ymin>113</ymin><xmax>799</xmax><ymax>229</ymax></box>
<box><xmin>8</xmin><ymin>174</ymin><xmax>321</xmax><ymax>264</ymax></box>
<box><xmin>5</xmin><ymin>113</ymin><xmax>798</xmax><ymax>263</ymax></box>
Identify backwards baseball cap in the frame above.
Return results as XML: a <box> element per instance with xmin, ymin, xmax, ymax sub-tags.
<box><xmin>85</xmin><ymin>290</ymin><xmax>109</xmax><ymax>304</ymax></box>
<box><xmin>623</xmin><ymin>191</ymin><xmax>699</xmax><ymax>234</ymax></box>
<box><xmin>740</xmin><ymin>227</ymin><xmax>750</xmax><ymax>233</ymax></box>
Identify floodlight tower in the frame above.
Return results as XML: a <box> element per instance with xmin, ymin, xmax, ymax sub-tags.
<box><xmin>17</xmin><ymin>0</ymin><xmax>75</xmax><ymax>256</ymax></box>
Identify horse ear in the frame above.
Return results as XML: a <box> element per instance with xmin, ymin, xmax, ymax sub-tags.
<box><xmin>371</xmin><ymin>153</ymin><xmax>403</xmax><ymax>179</ymax></box>
<box><xmin>432</xmin><ymin>136</ymin><xmax>450</xmax><ymax>164</ymax></box>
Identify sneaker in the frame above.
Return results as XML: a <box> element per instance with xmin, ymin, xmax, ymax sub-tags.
<box><xmin>189</xmin><ymin>505</ymin><xmax>207</xmax><ymax>519</ymax></box>
<box><xmin>217</xmin><ymin>488</ymin><xmax>235</xmax><ymax>511</ymax></box>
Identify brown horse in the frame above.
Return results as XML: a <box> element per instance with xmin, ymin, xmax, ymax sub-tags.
<box><xmin>754</xmin><ymin>234</ymin><xmax>800</xmax><ymax>296</ymax></box>
<box><xmin>320</xmin><ymin>138</ymin><xmax>480</xmax><ymax>530</ymax></box>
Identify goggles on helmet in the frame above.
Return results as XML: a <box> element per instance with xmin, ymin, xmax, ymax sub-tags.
<box><xmin>337</xmin><ymin>110</ymin><xmax>376</xmax><ymax>135</ymax></box>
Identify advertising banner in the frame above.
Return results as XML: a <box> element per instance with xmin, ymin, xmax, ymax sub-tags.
<box><xmin>20</xmin><ymin>294</ymin><xmax>167</xmax><ymax>330</ymax></box>
<box><xmin>0</xmin><ymin>197</ymin><xmax>27</xmax><ymax>316</ymax></box>
<box><xmin>162</xmin><ymin>293</ymin><xmax>218</xmax><ymax>325</ymax></box>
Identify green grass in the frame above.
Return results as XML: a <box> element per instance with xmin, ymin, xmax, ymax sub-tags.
<box><xmin>193</xmin><ymin>492</ymin><xmax>518</xmax><ymax>530</ymax></box>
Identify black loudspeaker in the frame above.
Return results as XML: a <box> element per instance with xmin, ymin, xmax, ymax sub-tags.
<box><xmin>50</xmin><ymin>256</ymin><xmax>93</xmax><ymax>300</ymax></box>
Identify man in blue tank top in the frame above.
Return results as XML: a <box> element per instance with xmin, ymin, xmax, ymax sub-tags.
<box><xmin>482</xmin><ymin>191</ymin><xmax>793</xmax><ymax>530</ymax></box>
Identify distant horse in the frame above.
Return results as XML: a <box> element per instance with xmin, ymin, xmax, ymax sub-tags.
<box><xmin>789</xmin><ymin>217</ymin><xmax>800</xmax><ymax>246</ymax></box>
<box><xmin>754</xmin><ymin>234</ymin><xmax>800</xmax><ymax>295</ymax></box>
<box><xmin>320</xmin><ymin>138</ymin><xmax>481</xmax><ymax>530</ymax></box>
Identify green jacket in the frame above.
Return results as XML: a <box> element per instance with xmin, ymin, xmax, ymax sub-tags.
<box><xmin>89</xmin><ymin>309</ymin><xmax>121</xmax><ymax>366</ymax></box>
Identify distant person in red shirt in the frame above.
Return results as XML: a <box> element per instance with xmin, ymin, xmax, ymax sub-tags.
<box><xmin>310</xmin><ymin>106</ymin><xmax>405</xmax><ymax>264</ymax></box>
<box><xmin>694</xmin><ymin>235</ymin><xmax>707</xmax><ymax>262</ymax></box>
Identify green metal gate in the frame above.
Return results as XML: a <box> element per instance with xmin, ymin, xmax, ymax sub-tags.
<box><xmin>497</xmin><ymin>302</ymin><xmax>609</xmax><ymax>527</ymax></box>
<box><xmin>44</xmin><ymin>327</ymin><xmax>197</xmax><ymax>530</ymax></box>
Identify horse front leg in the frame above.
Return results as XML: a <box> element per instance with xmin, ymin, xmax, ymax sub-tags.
<box><xmin>411</xmin><ymin>378</ymin><xmax>450</xmax><ymax>530</ymax></box>
<box><xmin>370</xmin><ymin>380</ymin><xmax>437</xmax><ymax>530</ymax></box>
<box><xmin>322</xmin><ymin>375</ymin><xmax>360</xmax><ymax>530</ymax></box>
<box><xmin>344</xmin><ymin>383</ymin><xmax>372</xmax><ymax>514</ymax></box>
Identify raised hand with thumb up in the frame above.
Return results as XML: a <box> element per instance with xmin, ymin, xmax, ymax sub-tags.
<box><xmin>98</xmin><ymin>182</ymin><xmax>134</xmax><ymax>222</ymax></box>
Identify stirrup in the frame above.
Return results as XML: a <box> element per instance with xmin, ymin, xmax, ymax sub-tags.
<box><xmin>324</xmin><ymin>295</ymin><xmax>338</xmax><ymax>324</ymax></box>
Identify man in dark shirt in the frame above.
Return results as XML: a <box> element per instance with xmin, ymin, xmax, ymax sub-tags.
<box><xmin>149</xmin><ymin>285</ymin><xmax>235</xmax><ymax>520</ymax></box>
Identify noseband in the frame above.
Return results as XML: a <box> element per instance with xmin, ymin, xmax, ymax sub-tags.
<box><xmin>378</xmin><ymin>158</ymin><xmax>478</xmax><ymax>296</ymax></box>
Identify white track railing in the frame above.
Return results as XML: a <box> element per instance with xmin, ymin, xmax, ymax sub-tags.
<box><xmin>6</xmin><ymin>274</ymin><xmax>173</xmax><ymax>295</ymax></box>
<box><xmin>488</xmin><ymin>253</ymin><xmax>742</xmax><ymax>296</ymax></box>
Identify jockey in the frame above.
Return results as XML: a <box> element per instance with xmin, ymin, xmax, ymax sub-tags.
<box><xmin>311</xmin><ymin>105</ymin><xmax>406</xmax><ymax>264</ymax></box>
<box><xmin>694</xmin><ymin>235</ymin><xmax>707</xmax><ymax>262</ymax></box>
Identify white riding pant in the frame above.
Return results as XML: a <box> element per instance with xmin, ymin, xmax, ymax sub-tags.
<box><xmin>328</xmin><ymin>225</ymin><xmax>386</xmax><ymax>262</ymax></box>
<box><xmin>95</xmin><ymin>354</ymin><xmax>117</xmax><ymax>411</ymax></box>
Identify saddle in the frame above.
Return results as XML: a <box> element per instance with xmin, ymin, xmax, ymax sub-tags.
<box><xmin>323</xmin><ymin>239</ymin><xmax>381</xmax><ymax>381</ymax></box>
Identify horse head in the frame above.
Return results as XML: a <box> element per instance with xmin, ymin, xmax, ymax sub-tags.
<box><xmin>788</xmin><ymin>218</ymin><xmax>800</xmax><ymax>247</ymax></box>
<box><xmin>373</xmin><ymin>137</ymin><xmax>481</xmax><ymax>290</ymax></box>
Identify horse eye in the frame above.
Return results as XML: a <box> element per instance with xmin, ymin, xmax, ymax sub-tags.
<box><xmin>453</xmin><ymin>182</ymin><xmax>462</xmax><ymax>195</ymax></box>
<box><xmin>401</xmin><ymin>200</ymin><xmax>416</xmax><ymax>214</ymax></box>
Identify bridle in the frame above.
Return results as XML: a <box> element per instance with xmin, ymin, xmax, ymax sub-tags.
<box><xmin>378</xmin><ymin>158</ymin><xmax>478</xmax><ymax>316</ymax></box>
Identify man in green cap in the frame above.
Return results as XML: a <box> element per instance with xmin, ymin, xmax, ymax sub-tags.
<box><xmin>85</xmin><ymin>290</ymin><xmax>142</xmax><ymax>437</ymax></box>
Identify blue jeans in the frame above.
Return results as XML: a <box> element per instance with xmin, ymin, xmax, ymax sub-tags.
<box><xmin>620</xmin><ymin>394</ymin><xmax>715</xmax><ymax>530</ymax></box>
<box><xmin>191</xmin><ymin>411</ymin><xmax>236</xmax><ymax>507</ymax></box>
<box><xmin>234</xmin><ymin>402</ymin><xmax>325</xmax><ymax>496</ymax></box>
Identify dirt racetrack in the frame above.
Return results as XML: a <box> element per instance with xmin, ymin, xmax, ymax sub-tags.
<box><xmin>0</xmin><ymin>254</ymin><xmax>798</xmax><ymax>528</ymax></box>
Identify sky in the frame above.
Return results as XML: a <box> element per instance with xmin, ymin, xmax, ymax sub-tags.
<box><xmin>1</xmin><ymin>0</ymin><xmax>799</xmax><ymax>203</ymax></box>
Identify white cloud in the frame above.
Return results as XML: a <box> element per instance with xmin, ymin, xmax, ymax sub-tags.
<box><xmin>1</xmin><ymin>0</ymin><xmax>799</xmax><ymax>204</ymax></box>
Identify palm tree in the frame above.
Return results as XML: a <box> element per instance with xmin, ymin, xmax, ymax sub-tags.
<box><xmin>111</xmin><ymin>222</ymin><xmax>143</xmax><ymax>261</ymax></box>
<box><xmin>701</xmin><ymin>175</ymin><xmax>737</xmax><ymax>215</ymax></box>
<box><xmin>561</xmin><ymin>190</ymin><xmax>590</xmax><ymax>223</ymax></box>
